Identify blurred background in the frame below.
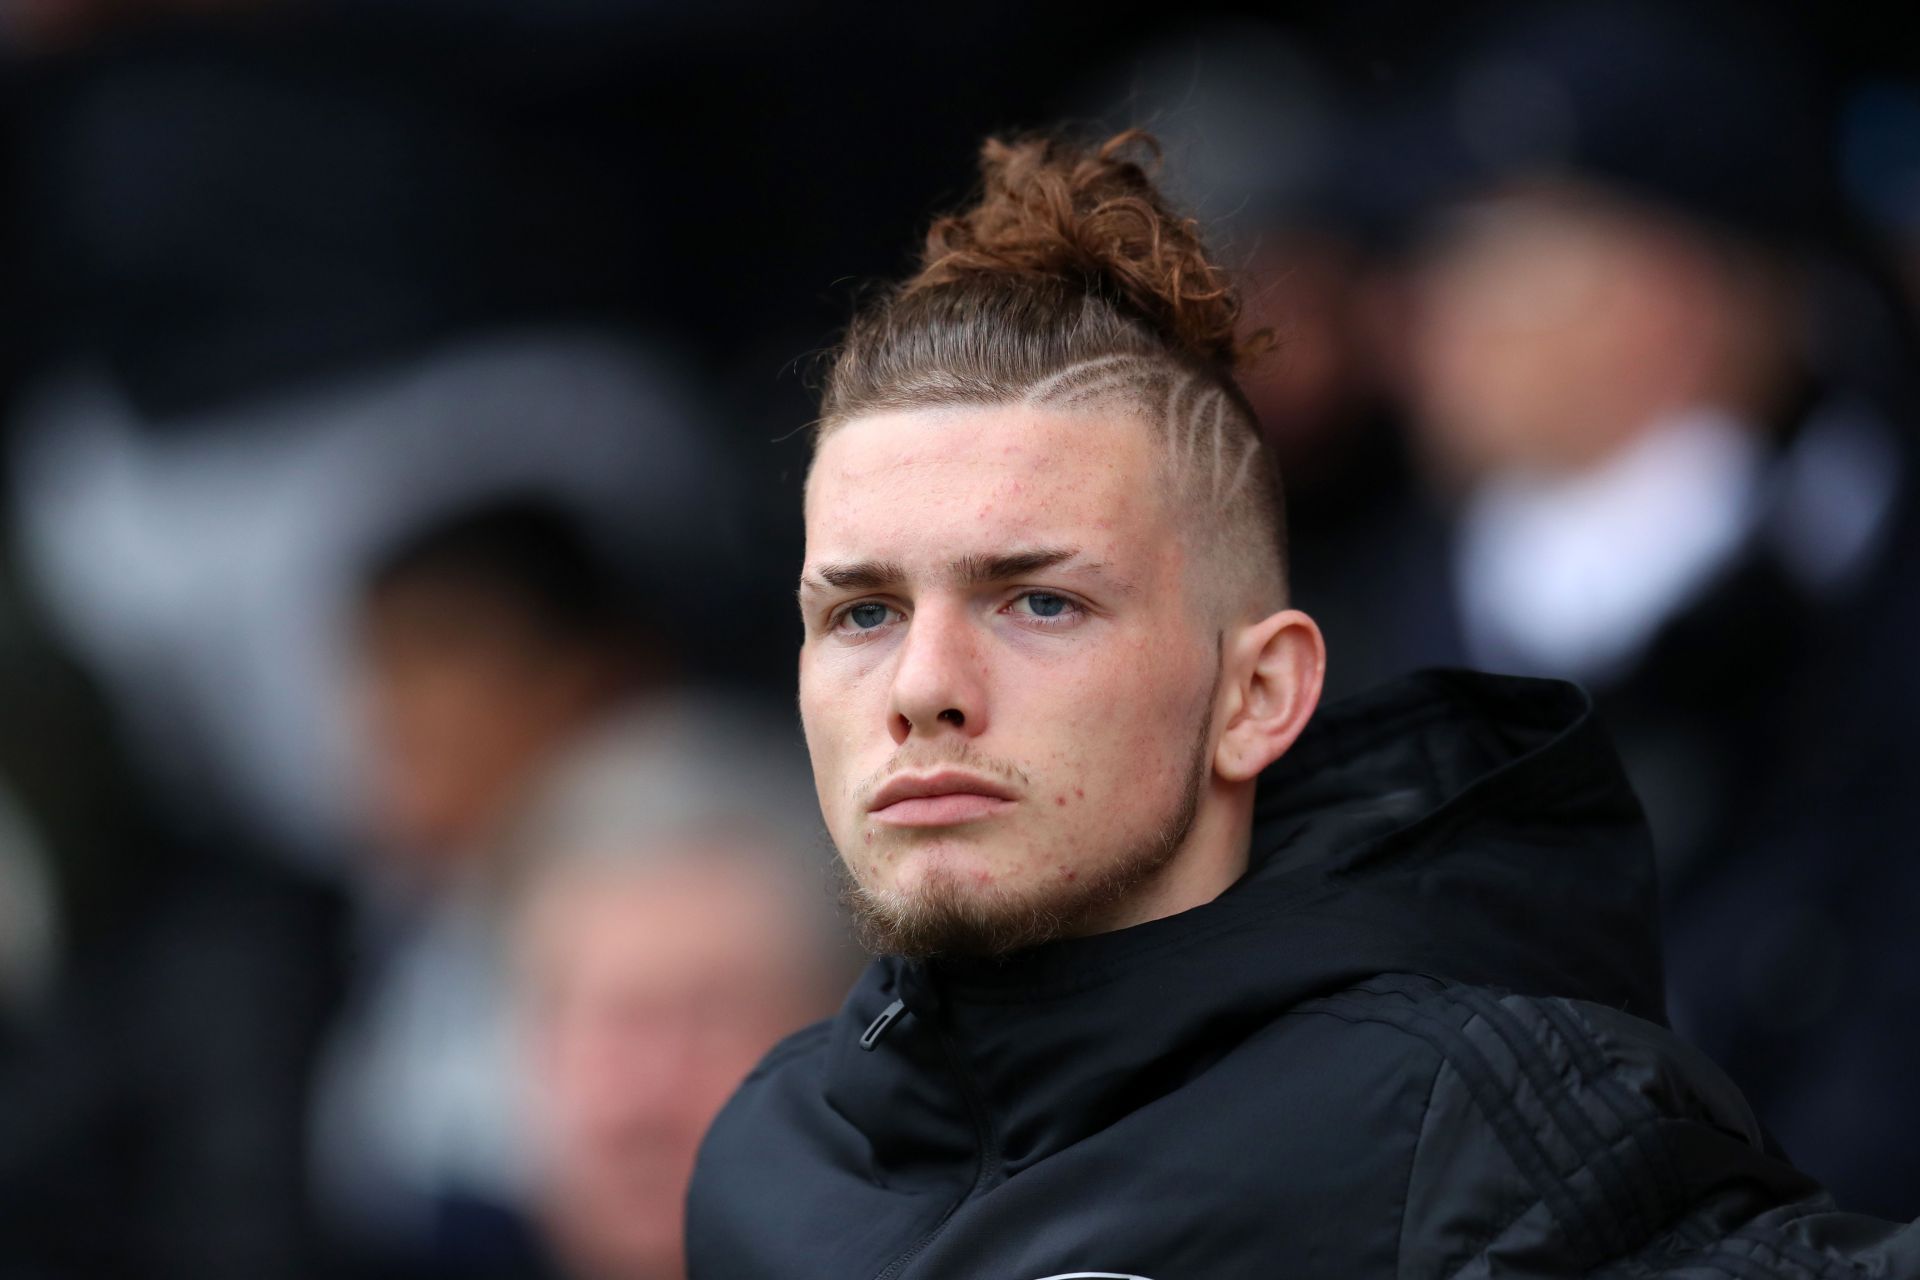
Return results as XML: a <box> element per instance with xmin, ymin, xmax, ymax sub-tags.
<box><xmin>2</xmin><ymin>0</ymin><xmax>1920</xmax><ymax>1275</ymax></box>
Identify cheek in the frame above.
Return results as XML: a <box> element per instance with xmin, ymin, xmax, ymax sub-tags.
<box><xmin>798</xmin><ymin>651</ymin><xmax>887</xmax><ymax>838</ymax></box>
<box><xmin>800</xmin><ymin>637</ymin><xmax>897</xmax><ymax>726</ymax></box>
<box><xmin>1090</xmin><ymin>708</ymin><xmax>1195</xmax><ymax>805</ymax></box>
<box><xmin>798</xmin><ymin>651</ymin><xmax>860</xmax><ymax>755</ymax></box>
<box><xmin>1027</xmin><ymin>638</ymin><xmax>1207</xmax><ymax>825</ymax></box>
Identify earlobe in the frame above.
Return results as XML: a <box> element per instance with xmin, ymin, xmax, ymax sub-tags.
<box><xmin>1214</xmin><ymin>610</ymin><xmax>1326</xmax><ymax>783</ymax></box>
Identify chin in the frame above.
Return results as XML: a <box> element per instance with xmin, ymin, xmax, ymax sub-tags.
<box><xmin>841</xmin><ymin>848</ymin><xmax>1125</xmax><ymax>960</ymax></box>
<box><xmin>888</xmin><ymin>839</ymin><xmax>1016</xmax><ymax>895</ymax></box>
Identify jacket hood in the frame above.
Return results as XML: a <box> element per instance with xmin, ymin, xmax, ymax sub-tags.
<box><xmin>1251</xmin><ymin>665</ymin><xmax>1664</xmax><ymax>1015</ymax></box>
<box><xmin>843</xmin><ymin>669</ymin><xmax>1666</xmax><ymax>1180</ymax></box>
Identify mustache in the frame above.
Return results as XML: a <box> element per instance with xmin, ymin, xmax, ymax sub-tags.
<box><xmin>853</xmin><ymin>741</ymin><xmax>1032</xmax><ymax>807</ymax></box>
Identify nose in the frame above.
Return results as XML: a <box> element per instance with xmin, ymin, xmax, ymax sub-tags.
<box><xmin>887</xmin><ymin>600</ymin><xmax>988</xmax><ymax>745</ymax></box>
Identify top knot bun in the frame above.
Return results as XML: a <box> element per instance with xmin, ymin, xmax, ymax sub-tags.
<box><xmin>905</xmin><ymin>130</ymin><xmax>1255</xmax><ymax>374</ymax></box>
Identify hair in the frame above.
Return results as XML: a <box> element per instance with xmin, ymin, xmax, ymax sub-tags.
<box><xmin>363</xmin><ymin>492</ymin><xmax>633</xmax><ymax>642</ymax></box>
<box><xmin>815</xmin><ymin>129</ymin><xmax>1287</xmax><ymax>618</ymax></box>
<box><xmin>498</xmin><ymin>698</ymin><xmax>855</xmax><ymax>983</ymax></box>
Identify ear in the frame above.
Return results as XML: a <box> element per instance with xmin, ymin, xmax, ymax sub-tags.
<box><xmin>1214</xmin><ymin>609</ymin><xmax>1326</xmax><ymax>783</ymax></box>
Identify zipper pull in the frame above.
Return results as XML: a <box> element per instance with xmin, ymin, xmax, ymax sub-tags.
<box><xmin>859</xmin><ymin>998</ymin><xmax>907</xmax><ymax>1051</ymax></box>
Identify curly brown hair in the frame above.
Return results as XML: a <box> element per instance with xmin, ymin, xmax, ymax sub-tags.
<box><xmin>905</xmin><ymin>130</ymin><xmax>1262</xmax><ymax>372</ymax></box>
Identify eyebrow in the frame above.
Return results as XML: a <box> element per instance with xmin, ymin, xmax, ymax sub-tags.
<box><xmin>953</xmin><ymin>546</ymin><xmax>1079</xmax><ymax>585</ymax></box>
<box><xmin>805</xmin><ymin>559</ymin><xmax>909</xmax><ymax>593</ymax></box>
<box><xmin>800</xmin><ymin>546</ymin><xmax>1098</xmax><ymax>598</ymax></box>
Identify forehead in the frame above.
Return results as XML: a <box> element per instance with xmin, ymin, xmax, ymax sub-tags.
<box><xmin>527</xmin><ymin>857</ymin><xmax>806</xmax><ymax>984</ymax></box>
<box><xmin>804</xmin><ymin>404</ymin><xmax>1167</xmax><ymax>563</ymax></box>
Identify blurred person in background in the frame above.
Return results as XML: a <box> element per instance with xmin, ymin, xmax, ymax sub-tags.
<box><xmin>353</xmin><ymin>498</ymin><xmax>659</xmax><ymax>871</ymax></box>
<box><xmin>1</xmin><ymin>0</ymin><xmax>741</xmax><ymax>872</ymax></box>
<box><xmin>313</xmin><ymin>495</ymin><xmax>668</xmax><ymax>1277</ymax></box>
<box><xmin>0</xmin><ymin>547</ymin><xmax>350</xmax><ymax>1280</ymax></box>
<box><xmin>1</xmin><ymin>7</ymin><xmax>746</xmax><ymax>1271</ymax></box>
<box><xmin>508</xmin><ymin>718</ymin><xmax>844</xmax><ymax>1280</ymax></box>
<box><xmin>1318</xmin><ymin>1</ymin><xmax>1920</xmax><ymax>1215</ymax></box>
<box><xmin>1840</xmin><ymin>76</ymin><xmax>1920</xmax><ymax>321</ymax></box>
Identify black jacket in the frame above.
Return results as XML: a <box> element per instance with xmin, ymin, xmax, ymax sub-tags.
<box><xmin>688</xmin><ymin>670</ymin><xmax>1920</xmax><ymax>1278</ymax></box>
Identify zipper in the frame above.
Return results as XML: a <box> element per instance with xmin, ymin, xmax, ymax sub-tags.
<box><xmin>868</xmin><ymin>998</ymin><xmax>1003</xmax><ymax>1280</ymax></box>
<box><xmin>860</xmin><ymin>999</ymin><xmax>906</xmax><ymax>1050</ymax></box>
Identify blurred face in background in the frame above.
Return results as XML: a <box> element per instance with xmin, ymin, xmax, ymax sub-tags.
<box><xmin>1237</xmin><ymin>230</ymin><xmax>1386</xmax><ymax>471</ymax></box>
<box><xmin>798</xmin><ymin>404</ymin><xmax>1234</xmax><ymax>957</ymax></box>
<box><xmin>519</xmin><ymin>852</ymin><xmax>832</xmax><ymax>1280</ymax></box>
<box><xmin>357</xmin><ymin>578</ymin><xmax>628</xmax><ymax>861</ymax></box>
<box><xmin>1403</xmin><ymin>185</ymin><xmax>1767</xmax><ymax>480</ymax></box>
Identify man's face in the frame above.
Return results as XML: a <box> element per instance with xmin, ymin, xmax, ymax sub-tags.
<box><xmin>798</xmin><ymin>404</ymin><xmax>1222</xmax><ymax>956</ymax></box>
<box><xmin>356</xmin><ymin>581</ymin><xmax>617</xmax><ymax>859</ymax></box>
<box><xmin>1406</xmin><ymin>188</ymin><xmax>1710</xmax><ymax>477</ymax></box>
<box><xmin>521</xmin><ymin>855</ymin><xmax>827</xmax><ymax>1280</ymax></box>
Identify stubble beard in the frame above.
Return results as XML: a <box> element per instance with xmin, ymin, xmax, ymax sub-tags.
<box><xmin>838</xmin><ymin>667</ymin><xmax>1219</xmax><ymax>960</ymax></box>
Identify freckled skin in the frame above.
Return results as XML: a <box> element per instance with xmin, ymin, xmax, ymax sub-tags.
<box><xmin>798</xmin><ymin>405</ymin><xmax>1244</xmax><ymax>937</ymax></box>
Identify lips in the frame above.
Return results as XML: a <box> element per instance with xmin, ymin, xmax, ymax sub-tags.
<box><xmin>868</xmin><ymin>771</ymin><xmax>1018</xmax><ymax>827</ymax></box>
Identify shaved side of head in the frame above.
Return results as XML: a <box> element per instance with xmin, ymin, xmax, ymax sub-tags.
<box><xmin>1025</xmin><ymin>354</ymin><xmax>1285</xmax><ymax>624</ymax></box>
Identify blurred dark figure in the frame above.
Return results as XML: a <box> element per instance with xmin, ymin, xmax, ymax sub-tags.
<box><xmin>355</xmin><ymin>500</ymin><xmax>655</xmax><ymax>868</ymax></box>
<box><xmin>2</xmin><ymin>6</ymin><xmax>746</xmax><ymax>1275</ymax></box>
<box><xmin>1840</xmin><ymin>77</ymin><xmax>1920</xmax><ymax>322</ymax></box>
<box><xmin>505</xmin><ymin>713</ymin><xmax>843</xmax><ymax>1280</ymax></box>
<box><xmin>1</xmin><ymin>0</ymin><xmax>739</xmax><ymax>870</ymax></box>
<box><xmin>0</xmin><ymin>569</ymin><xmax>349</xmax><ymax>1279</ymax></box>
<box><xmin>1317</xmin><ymin>2</ymin><xmax>1920</xmax><ymax>1216</ymax></box>
<box><xmin>313</xmin><ymin>496</ymin><xmax>660</xmax><ymax>1278</ymax></box>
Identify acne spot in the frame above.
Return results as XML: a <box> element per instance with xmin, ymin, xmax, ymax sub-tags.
<box><xmin>1075</xmin><ymin>788</ymin><xmax>1085</xmax><ymax>799</ymax></box>
<box><xmin>1055</xmin><ymin>794</ymin><xmax>1067</xmax><ymax>807</ymax></box>
<box><xmin>1062</xmin><ymin>869</ymin><xmax>1078</xmax><ymax>882</ymax></box>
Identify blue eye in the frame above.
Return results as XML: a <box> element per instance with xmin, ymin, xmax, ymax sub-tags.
<box><xmin>846</xmin><ymin>602</ymin><xmax>892</xmax><ymax>629</ymax></box>
<box><xmin>1009</xmin><ymin>592</ymin><xmax>1079</xmax><ymax>625</ymax></box>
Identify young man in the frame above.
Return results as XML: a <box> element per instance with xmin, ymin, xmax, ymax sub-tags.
<box><xmin>687</xmin><ymin>133</ymin><xmax>1920</xmax><ymax>1278</ymax></box>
